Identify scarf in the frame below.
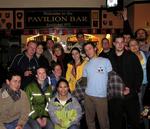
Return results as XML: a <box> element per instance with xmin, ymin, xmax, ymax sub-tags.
<box><xmin>1</xmin><ymin>83</ymin><xmax>21</xmax><ymax>101</ymax></box>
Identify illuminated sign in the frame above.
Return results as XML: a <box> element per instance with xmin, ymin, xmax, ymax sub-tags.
<box><xmin>24</xmin><ymin>9</ymin><xmax>92</xmax><ymax>28</ymax></box>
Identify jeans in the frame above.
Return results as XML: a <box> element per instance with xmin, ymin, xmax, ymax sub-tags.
<box><xmin>4</xmin><ymin>119</ymin><xmax>32</xmax><ymax>129</ymax></box>
<box><xmin>4</xmin><ymin>119</ymin><xmax>18</xmax><ymax>129</ymax></box>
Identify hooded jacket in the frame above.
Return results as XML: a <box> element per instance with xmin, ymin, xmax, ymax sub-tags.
<box><xmin>48</xmin><ymin>93</ymin><xmax>82</xmax><ymax>129</ymax></box>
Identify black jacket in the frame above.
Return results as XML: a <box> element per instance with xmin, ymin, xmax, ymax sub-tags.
<box><xmin>109</xmin><ymin>50</ymin><xmax>143</xmax><ymax>93</ymax></box>
<box><xmin>9</xmin><ymin>52</ymin><xmax>39</xmax><ymax>89</ymax></box>
<box><xmin>99</xmin><ymin>48</ymin><xmax>113</xmax><ymax>59</ymax></box>
<box><xmin>144</xmin><ymin>55</ymin><xmax>150</xmax><ymax>106</ymax></box>
<box><xmin>36</xmin><ymin>55</ymin><xmax>49</xmax><ymax>71</ymax></box>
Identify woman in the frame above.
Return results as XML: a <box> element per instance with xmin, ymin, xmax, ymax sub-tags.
<box><xmin>66</xmin><ymin>47</ymin><xmax>86</xmax><ymax>92</ymax></box>
<box><xmin>48</xmin><ymin>79</ymin><xmax>82</xmax><ymax>129</ymax></box>
<box><xmin>129</xmin><ymin>39</ymin><xmax>149</xmax><ymax>129</ymax></box>
<box><xmin>144</xmin><ymin>56</ymin><xmax>150</xmax><ymax>108</ymax></box>
<box><xmin>141</xmin><ymin>53</ymin><xmax>150</xmax><ymax>127</ymax></box>
<box><xmin>49</xmin><ymin>61</ymin><xmax>64</xmax><ymax>94</ymax></box>
<box><xmin>25</xmin><ymin>67</ymin><xmax>53</xmax><ymax>129</ymax></box>
<box><xmin>52</xmin><ymin>43</ymin><xmax>72</xmax><ymax>77</ymax></box>
<box><xmin>36</xmin><ymin>42</ymin><xmax>49</xmax><ymax>71</ymax></box>
<box><xmin>129</xmin><ymin>39</ymin><xmax>148</xmax><ymax>107</ymax></box>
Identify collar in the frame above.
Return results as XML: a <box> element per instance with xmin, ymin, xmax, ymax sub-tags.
<box><xmin>54</xmin><ymin>93</ymin><xmax>72</xmax><ymax>105</ymax></box>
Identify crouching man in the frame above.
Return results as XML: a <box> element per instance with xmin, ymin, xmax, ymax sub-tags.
<box><xmin>0</xmin><ymin>71</ymin><xmax>30</xmax><ymax>129</ymax></box>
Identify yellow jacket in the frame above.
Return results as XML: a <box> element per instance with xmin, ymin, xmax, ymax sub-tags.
<box><xmin>66</xmin><ymin>60</ymin><xmax>87</xmax><ymax>92</ymax></box>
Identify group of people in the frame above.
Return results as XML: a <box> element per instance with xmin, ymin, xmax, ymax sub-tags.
<box><xmin>99</xmin><ymin>11</ymin><xmax>150</xmax><ymax>128</ymax></box>
<box><xmin>0</xmin><ymin>9</ymin><xmax>150</xmax><ymax>129</ymax></box>
<box><xmin>0</xmin><ymin>31</ymin><xmax>86</xmax><ymax>129</ymax></box>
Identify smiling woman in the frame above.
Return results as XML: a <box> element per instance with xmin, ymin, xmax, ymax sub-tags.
<box><xmin>25</xmin><ymin>67</ymin><xmax>53</xmax><ymax>129</ymax></box>
<box><xmin>48</xmin><ymin>79</ymin><xmax>82</xmax><ymax>129</ymax></box>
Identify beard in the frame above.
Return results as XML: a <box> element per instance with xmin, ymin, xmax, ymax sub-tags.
<box><xmin>137</xmin><ymin>37</ymin><xmax>146</xmax><ymax>42</ymax></box>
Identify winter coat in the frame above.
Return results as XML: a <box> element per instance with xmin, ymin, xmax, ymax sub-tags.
<box><xmin>48</xmin><ymin>93</ymin><xmax>82</xmax><ymax>129</ymax></box>
<box><xmin>25</xmin><ymin>80</ymin><xmax>52</xmax><ymax>119</ymax></box>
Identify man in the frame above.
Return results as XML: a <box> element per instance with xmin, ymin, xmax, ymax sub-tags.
<box><xmin>83</xmin><ymin>42</ymin><xmax>112</xmax><ymax>129</ymax></box>
<box><xmin>108</xmin><ymin>34</ymin><xmax>143</xmax><ymax>129</ymax></box>
<box><xmin>0</xmin><ymin>72</ymin><xmax>30</xmax><ymax>129</ymax></box>
<box><xmin>135</xmin><ymin>28</ymin><xmax>150</xmax><ymax>52</ymax></box>
<box><xmin>43</xmin><ymin>38</ymin><xmax>54</xmax><ymax>67</ymax></box>
<box><xmin>72</xmin><ymin>32</ymin><xmax>86</xmax><ymax>52</ymax></box>
<box><xmin>99</xmin><ymin>38</ymin><xmax>113</xmax><ymax>58</ymax></box>
<box><xmin>9</xmin><ymin>40</ymin><xmax>39</xmax><ymax>89</ymax></box>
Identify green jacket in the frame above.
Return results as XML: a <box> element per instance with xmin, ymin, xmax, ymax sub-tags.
<box><xmin>25</xmin><ymin>80</ymin><xmax>52</xmax><ymax>119</ymax></box>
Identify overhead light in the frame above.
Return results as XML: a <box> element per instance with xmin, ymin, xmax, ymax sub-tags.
<box><xmin>106</xmin><ymin>34</ymin><xmax>111</xmax><ymax>39</ymax></box>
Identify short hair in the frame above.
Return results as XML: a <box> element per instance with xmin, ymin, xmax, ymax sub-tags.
<box><xmin>46</xmin><ymin>38</ymin><xmax>54</xmax><ymax>43</ymax></box>
<box><xmin>122</xmin><ymin>31</ymin><xmax>133</xmax><ymax>37</ymax></box>
<box><xmin>135</xmin><ymin>28</ymin><xmax>148</xmax><ymax>39</ymax></box>
<box><xmin>82</xmin><ymin>42</ymin><xmax>97</xmax><ymax>54</ymax></box>
<box><xmin>83</xmin><ymin>42</ymin><xmax>96</xmax><ymax>49</ymax></box>
<box><xmin>51</xmin><ymin>61</ymin><xmax>61</xmax><ymax>71</ymax></box>
<box><xmin>76</xmin><ymin>31</ymin><xmax>84</xmax><ymax>38</ymax></box>
<box><xmin>36</xmin><ymin>66</ymin><xmax>46</xmax><ymax>73</ymax></box>
<box><xmin>7</xmin><ymin>71</ymin><xmax>21</xmax><ymax>81</ymax></box>
<box><xmin>112</xmin><ymin>33</ymin><xmax>124</xmax><ymax>42</ymax></box>
<box><xmin>101</xmin><ymin>38</ymin><xmax>109</xmax><ymax>44</ymax></box>
<box><xmin>27</xmin><ymin>40</ymin><xmax>37</xmax><ymax>46</ymax></box>
<box><xmin>37</xmin><ymin>42</ymin><xmax>44</xmax><ymax>47</ymax></box>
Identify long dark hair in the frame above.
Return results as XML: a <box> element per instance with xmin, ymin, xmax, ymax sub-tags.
<box><xmin>70</xmin><ymin>47</ymin><xmax>83</xmax><ymax>64</ymax></box>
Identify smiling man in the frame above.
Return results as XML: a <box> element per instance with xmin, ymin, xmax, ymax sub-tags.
<box><xmin>82</xmin><ymin>42</ymin><xmax>112</xmax><ymax>129</ymax></box>
<box><xmin>9</xmin><ymin>40</ymin><xmax>39</xmax><ymax>89</ymax></box>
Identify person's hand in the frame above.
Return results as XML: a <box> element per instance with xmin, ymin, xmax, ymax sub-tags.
<box><xmin>123</xmin><ymin>87</ymin><xmax>130</xmax><ymax>95</ymax></box>
<box><xmin>37</xmin><ymin>117</ymin><xmax>47</xmax><ymax>128</ymax></box>
<box><xmin>24</xmin><ymin>70</ymin><xmax>32</xmax><ymax>76</ymax></box>
<box><xmin>122</xmin><ymin>8</ymin><xmax>127</xmax><ymax>21</ymax></box>
<box><xmin>15</xmin><ymin>125</ymin><xmax>22</xmax><ymax>129</ymax></box>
